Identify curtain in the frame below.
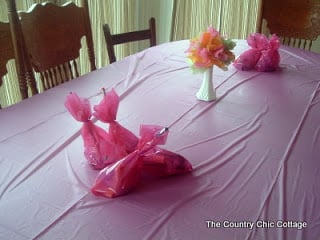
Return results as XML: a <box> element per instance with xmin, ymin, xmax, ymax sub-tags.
<box><xmin>171</xmin><ymin>0</ymin><xmax>260</xmax><ymax>40</ymax></box>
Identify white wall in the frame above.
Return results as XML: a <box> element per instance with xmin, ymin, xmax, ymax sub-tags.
<box><xmin>136</xmin><ymin>0</ymin><xmax>174</xmax><ymax>44</ymax></box>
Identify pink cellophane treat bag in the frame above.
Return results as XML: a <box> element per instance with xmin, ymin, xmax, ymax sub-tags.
<box><xmin>91</xmin><ymin>125</ymin><xmax>192</xmax><ymax>198</ymax></box>
<box><xmin>64</xmin><ymin>93</ymin><xmax>115</xmax><ymax>169</ymax></box>
<box><xmin>93</xmin><ymin>89</ymin><xmax>139</xmax><ymax>158</ymax></box>
<box><xmin>91</xmin><ymin>150</ymin><xmax>142</xmax><ymax>198</ymax></box>
<box><xmin>255</xmin><ymin>48</ymin><xmax>280</xmax><ymax>72</ymax></box>
<box><xmin>139</xmin><ymin>126</ymin><xmax>192</xmax><ymax>178</ymax></box>
<box><xmin>232</xmin><ymin>48</ymin><xmax>261</xmax><ymax>71</ymax></box>
<box><xmin>141</xmin><ymin>148</ymin><xmax>193</xmax><ymax>178</ymax></box>
<box><xmin>233</xmin><ymin>33</ymin><xmax>280</xmax><ymax>72</ymax></box>
<box><xmin>255</xmin><ymin>34</ymin><xmax>280</xmax><ymax>72</ymax></box>
<box><xmin>91</xmin><ymin>125</ymin><xmax>168</xmax><ymax>198</ymax></box>
<box><xmin>135</xmin><ymin>125</ymin><xmax>192</xmax><ymax>178</ymax></box>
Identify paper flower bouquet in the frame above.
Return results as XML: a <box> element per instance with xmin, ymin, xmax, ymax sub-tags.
<box><xmin>186</xmin><ymin>26</ymin><xmax>236</xmax><ymax>71</ymax></box>
<box><xmin>186</xmin><ymin>26</ymin><xmax>236</xmax><ymax>101</ymax></box>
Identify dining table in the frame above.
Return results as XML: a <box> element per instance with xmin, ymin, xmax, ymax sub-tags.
<box><xmin>0</xmin><ymin>39</ymin><xmax>319</xmax><ymax>240</ymax></box>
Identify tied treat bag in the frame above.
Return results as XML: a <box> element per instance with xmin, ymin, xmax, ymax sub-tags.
<box><xmin>91</xmin><ymin>151</ymin><xmax>142</xmax><ymax>198</ymax></box>
<box><xmin>137</xmin><ymin>124</ymin><xmax>169</xmax><ymax>148</ymax></box>
<box><xmin>65</xmin><ymin>92</ymin><xmax>116</xmax><ymax>170</ymax></box>
<box><xmin>141</xmin><ymin>147</ymin><xmax>193</xmax><ymax>178</ymax></box>
<box><xmin>91</xmin><ymin>125</ymin><xmax>169</xmax><ymax>198</ymax></box>
<box><xmin>93</xmin><ymin>89</ymin><xmax>139</xmax><ymax>157</ymax></box>
<box><xmin>139</xmin><ymin>125</ymin><xmax>192</xmax><ymax>177</ymax></box>
<box><xmin>139</xmin><ymin>125</ymin><xmax>192</xmax><ymax>178</ymax></box>
<box><xmin>255</xmin><ymin>48</ymin><xmax>280</xmax><ymax>72</ymax></box>
<box><xmin>255</xmin><ymin>35</ymin><xmax>280</xmax><ymax>72</ymax></box>
<box><xmin>91</xmin><ymin>125</ymin><xmax>193</xmax><ymax>198</ymax></box>
<box><xmin>247</xmin><ymin>33</ymin><xmax>271</xmax><ymax>50</ymax></box>
<box><xmin>233</xmin><ymin>48</ymin><xmax>261</xmax><ymax>71</ymax></box>
<box><xmin>233</xmin><ymin>33</ymin><xmax>280</xmax><ymax>72</ymax></box>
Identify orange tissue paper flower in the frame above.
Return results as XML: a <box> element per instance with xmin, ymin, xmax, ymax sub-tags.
<box><xmin>186</xmin><ymin>26</ymin><xmax>236</xmax><ymax>71</ymax></box>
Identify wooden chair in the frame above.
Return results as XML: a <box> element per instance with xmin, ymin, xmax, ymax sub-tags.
<box><xmin>0</xmin><ymin>15</ymin><xmax>36</xmax><ymax>108</ymax></box>
<box><xmin>257</xmin><ymin>0</ymin><xmax>320</xmax><ymax>50</ymax></box>
<box><xmin>0</xmin><ymin>21</ymin><xmax>14</xmax><ymax>95</ymax></box>
<box><xmin>103</xmin><ymin>17</ymin><xmax>156</xmax><ymax>63</ymax></box>
<box><xmin>8</xmin><ymin>0</ymin><xmax>96</xmax><ymax>92</ymax></box>
<box><xmin>5</xmin><ymin>0</ymin><xmax>37</xmax><ymax>101</ymax></box>
<box><xmin>0</xmin><ymin>21</ymin><xmax>13</xmax><ymax>109</ymax></box>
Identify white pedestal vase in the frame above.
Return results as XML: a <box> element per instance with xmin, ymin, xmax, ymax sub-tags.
<box><xmin>196</xmin><ymin>66</ymin><xmax>216</xmax><ymax>101</ymax></box>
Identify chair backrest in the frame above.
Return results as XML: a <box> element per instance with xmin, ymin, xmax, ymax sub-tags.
<box><xmin>0</xmin><ymin>21</ymin><xmax>14</xmax><ymax>87</ymax></box>
<box><xmin>0</xmin><ymin>7</ymin><xmax>36</xmax><ymax>108</ymax></box>
<box><xmin>6</xmin><ymin>0</ymin><xmax>38</xmax><ymax>101</ymax></box>
<box><xmin>0</xmin><ymin>21</ymin><xmax>14</xmax><ymax>109</ymax></box>
<box><xmin>257</xmin><ymin>0</ymin><xmax>320</xmax><ymax>50</ymax></box>
<box><xmin>14</xmin><ymin>0</ymin><xmax>96</xmax><ymax>91</ymax></box>
<box><xmin>103</xmin><ymin>17</ymin><xmax>156</xmax><ymax>63</ymax></box>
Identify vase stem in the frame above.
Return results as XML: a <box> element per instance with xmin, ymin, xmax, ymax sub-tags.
<box><xmin>196</xmin><ymin>67</ymin><xmax>216</xmax><ymax>101</ymax></box>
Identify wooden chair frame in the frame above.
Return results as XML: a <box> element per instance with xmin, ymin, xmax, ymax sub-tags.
<box><xmin>0</xmin><ymin>21</ymin><xmax>14</xmax><ymax>90</ymax></box>
<box><xmin>257</xmin><ymin>0</ymin><xmax>320</xmax><ymax>50</ymax></box>
<box><xmin>6</xmin><ymin>0</ymin><xmax>96</xmax><ymax>93</ymax></box>
<box><xmin>0</xmin><ymin>21</ymin><xmax>14</xmax><ymax>108</ymax></box>
<box><xmin>103</xmin><ymin>17</ymin><xmax>156</xmax><ymax>63</ymax></box>
<box><xmin>2</xmin><ymin>0</ymin><xmax>37</xmax><ymax>103</ymax></box>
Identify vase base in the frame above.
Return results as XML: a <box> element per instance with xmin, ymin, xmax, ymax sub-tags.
<box><xmin>196</xmin><ymin>91</ymin><xmax>216</xmax><ymax>102</ymax></box>
<box><xmin>196</xmin><ymin>66</ymin><xmax>216</xmax><ymax>102</ymax></box>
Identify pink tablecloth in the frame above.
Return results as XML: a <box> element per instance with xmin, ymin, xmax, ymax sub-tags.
<box><xmin>0</xmin><ymin>40</ymin><xmax>319</xmax><ymax>240</ymax></box>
